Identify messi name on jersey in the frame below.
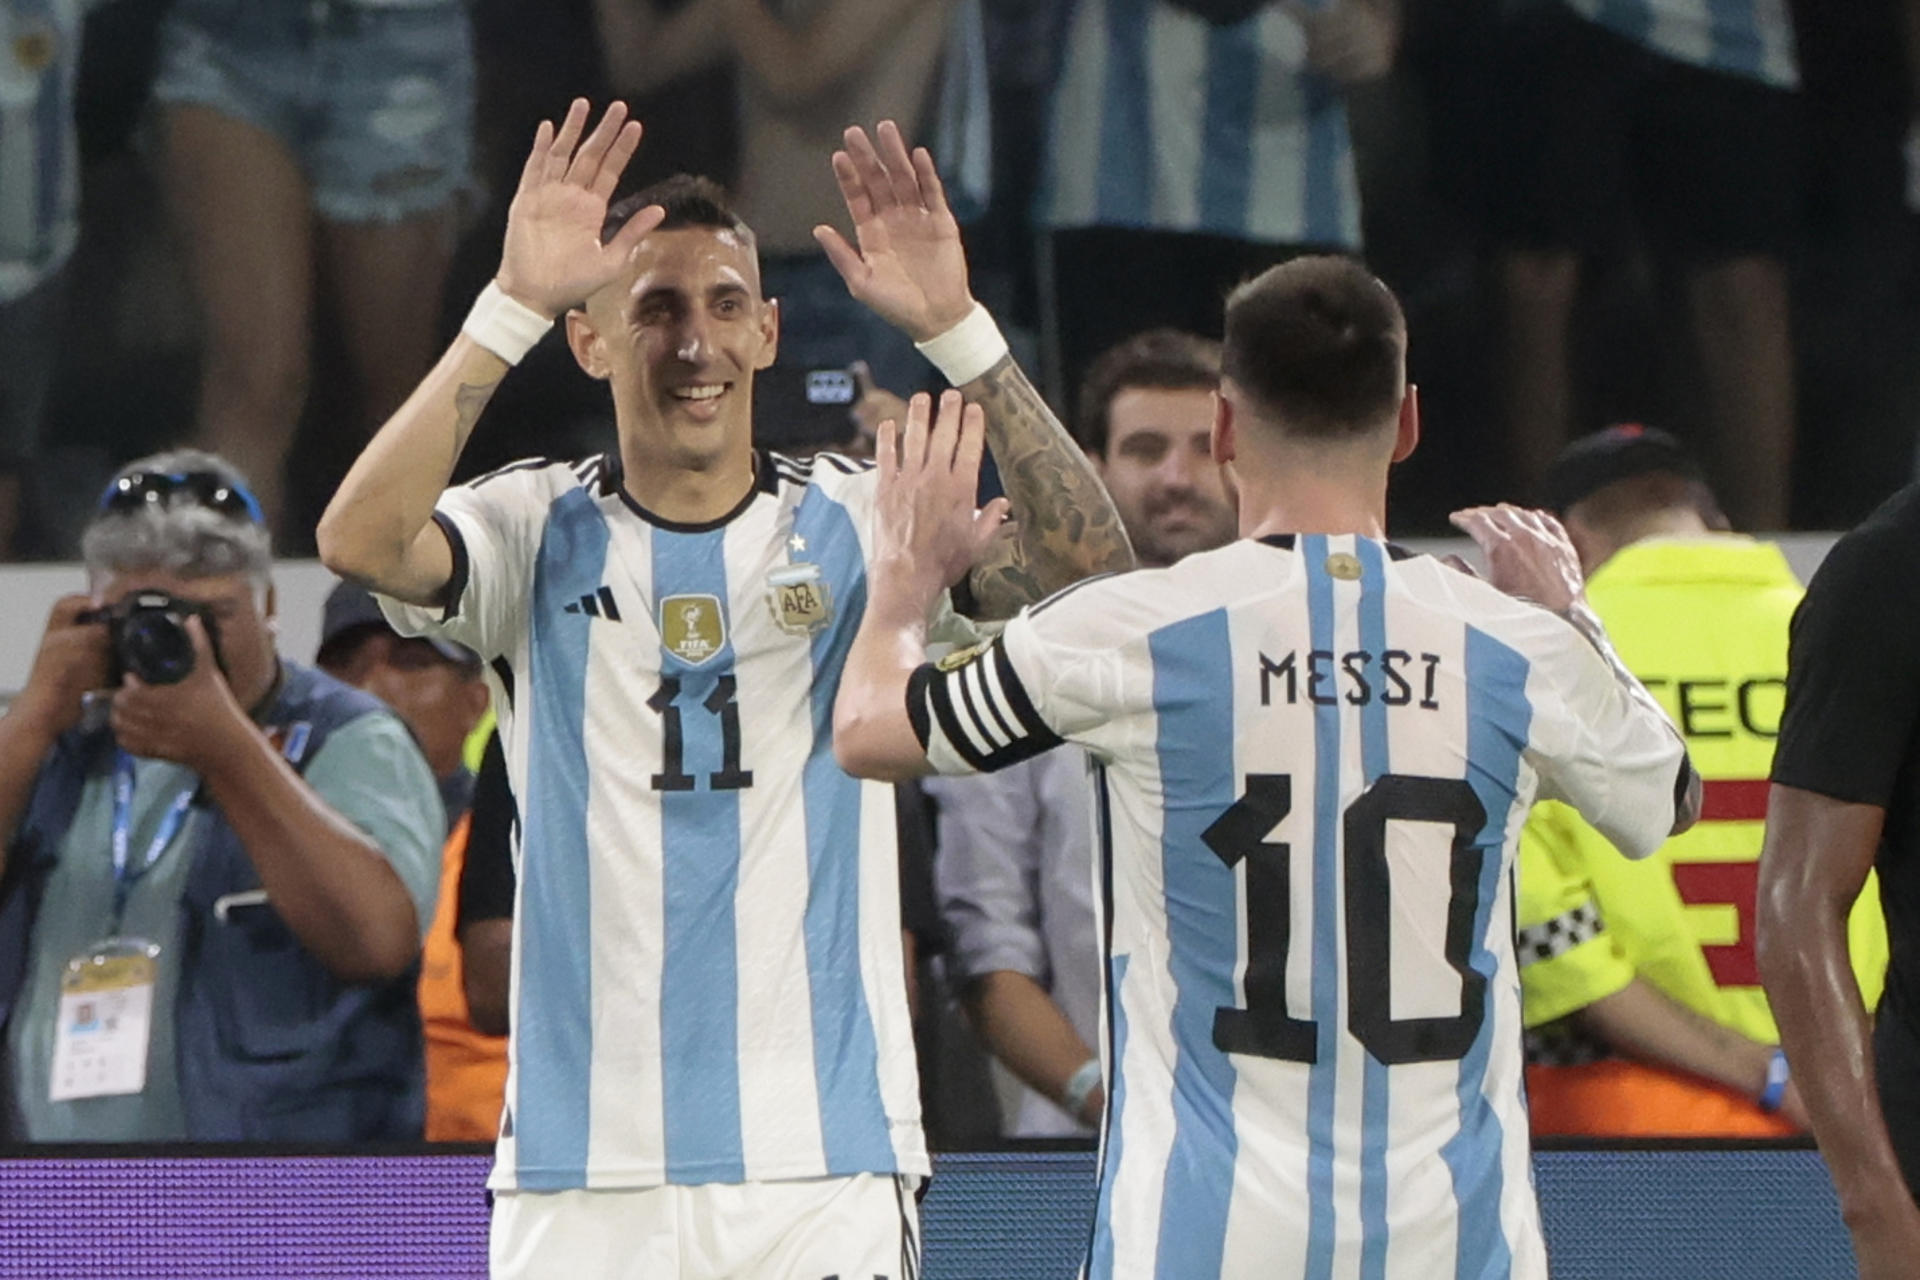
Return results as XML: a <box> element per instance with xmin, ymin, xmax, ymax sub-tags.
<box><xmin>1258</xmin><ymin>647</ymin><xmax>1444</xmax><ymax>710</ymax></box>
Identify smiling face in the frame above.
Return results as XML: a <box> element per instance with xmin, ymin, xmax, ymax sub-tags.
<box><xmin>568</xmin><ymin>226</ymin><xmax>780</xmax><ymax>474</ymax></box>
<box><xmin>1096</xmin><ymin>386</ymin><xmax>1238</xmax><ymax>567</ymax></box>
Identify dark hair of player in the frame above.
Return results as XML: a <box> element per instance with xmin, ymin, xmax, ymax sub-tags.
<box><xmin>1075</xmin><ymin>329</ymin><xmax>1223</xmax><ymax>455</ymax></box>
<box><xmin>1222</xmin><ymin>255</ymin><xmax>1406</xmax><ymax>438</ymax></box>
<box><xmin>601</xmin><ymin>174</ymin><xmax>754</xmax><ymax>246</ymax></box>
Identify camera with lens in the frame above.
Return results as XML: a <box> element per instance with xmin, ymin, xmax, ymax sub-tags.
<box><xmin>81</xmin><ymin>591</ymin><xmax>222</xmax><ymax>686</ymax></box>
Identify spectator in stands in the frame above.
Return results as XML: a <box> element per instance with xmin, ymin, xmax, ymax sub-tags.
<box><xmin>458</xmin><ymin>733</ymin><xmax>515</xmax><ymax>1042</ymax></box>
<box><xmin>1491</xmin><ymin>0</ymin><xmax>1801</xmax><ymax>528</ymax></box>
<box><xmin>928</xmin><ymin>329</ymin><xmax>1234</xmax><ymax>1136</ymax></box>
<box><xmin>1035</xmin><ymin>0</ymin><xmax>1396</xmax><ymax>402</ymax></box>
<box><xmin>592</xmin><ymin>0</ymin><xmax>967</xmax><ymax>394</ymax></box>
<box><xmin>0</xmin><ymin>0</ymin><xmax>108</xmax><ymax>559</ymax></box>
<box><xmin>314</xmin><ymin>580</ymin><xmax>503</xmax><ymax>1142</ymax></box>
<box><xmin>0</xmin><ymin>450</ymin><xmax>442</xmax><ymax>1142</ymax></box>
<box><xmin>152</xmin><ymin>0</ymin><xmax>476</xmax><ymax>537</ymax></box>
<box><xmin>1516</xmin><ymin>425</ymin><xmax>1886</xmax><ymax>1135</ymax></box>
<box><xmin>1760</xmin><ymin>480</ymin><xmax>1920</xmax><ymax>1280</ymax></box>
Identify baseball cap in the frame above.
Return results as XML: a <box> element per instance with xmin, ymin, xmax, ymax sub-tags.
<box><xmin>1543</xmin><ymin>423</ymin><xmax>1705</xmax><ymax>514</ymax></box>
<box><xmin>317</xmin><ymin>580</ymin><xmax>478</xmax><ymax>671</ymax></box>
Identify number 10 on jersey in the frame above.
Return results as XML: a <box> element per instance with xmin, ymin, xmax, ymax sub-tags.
<box><xmin>1203</xmin><ymin>772</ymin><xmax>1490</xmax><ymax>1066</ymax></box>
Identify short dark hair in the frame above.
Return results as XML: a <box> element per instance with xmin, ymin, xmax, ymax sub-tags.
<box><xmin>601</xmin><ymin>174</ymin><xmax>753</xmax><ymax>245</ymax></box>
<box><xmin>1221</xmin><ymin>255</ymin><xmax>1406</xmax><ymax>437</ymax></box>
<box><xmin>1075</xmin><ymin>329</ymin><xmax>1223</xmax><ymax>455</ymax></box>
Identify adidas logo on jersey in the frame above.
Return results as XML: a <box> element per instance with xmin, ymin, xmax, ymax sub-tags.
<box><xmin>562</xmin><ymin>586</ymin><xmax>624</xmax><ymax>621</ymax></box>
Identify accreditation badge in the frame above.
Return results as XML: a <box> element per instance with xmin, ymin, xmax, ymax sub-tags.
<box><xmin>49</xmin><ymin>938</ymin><xmax>160</xmax><ymax>1102</ymax></box>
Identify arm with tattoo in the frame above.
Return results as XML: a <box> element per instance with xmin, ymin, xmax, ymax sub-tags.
<box><xmin>960</xmin><ymin>355</ymin><xmax>1134</xmax><ymax>620</ymax></box>
<box><xmin>813</xmin><ymin>121</ymin><xmax>1136</xmax><ymax>619</ymax></box>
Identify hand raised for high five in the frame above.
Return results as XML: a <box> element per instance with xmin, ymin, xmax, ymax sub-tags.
<box><xmin>872</xmin><ymin>391</ymin><xmax>1010</xmax><ymax>611</ymax></box>
<box><xmin>495</xmin><ymin>99</ymin><xmax>662</xmax><ymax>321</ymax></box>
<box><xmin>816</xmin><ymin>122</ymin><xmax>975</xmax><ymax>344</ymax></box>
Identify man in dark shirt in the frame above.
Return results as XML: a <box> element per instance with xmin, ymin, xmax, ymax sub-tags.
<box><xmin>1759</xmin><ymin>484</ymin><xmax>1920</xmax><ymax>1280</ymax></box>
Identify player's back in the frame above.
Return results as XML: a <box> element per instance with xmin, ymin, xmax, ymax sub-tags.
<box><xmin>1023</xmin><ymin>534</ymin><xmax>1684</xmax><ymax>1280</ymax></box>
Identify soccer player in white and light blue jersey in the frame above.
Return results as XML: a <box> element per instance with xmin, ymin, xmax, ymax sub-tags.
<box><xmin>835</xmin><ymin>257</ymin><xmax>1703</xmax><ymax>1279</ymax></box>
<box><xmin>316</xmin><ymin>101</ymin><xmax>1131</xmax><ymax>1278</ymax></box>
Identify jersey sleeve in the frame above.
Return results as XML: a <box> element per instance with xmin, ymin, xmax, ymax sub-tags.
<box><xmin>908</xmin><ymin>580</ymin><xmax>1125</xmax><ymax>776</ymax></box>
<box><xmin>1515</xmin><ymin>801</ymin><xmax>1635</xmax><ymax>1028</ymax></box>
<box><xmin>1523</xmin><ymin>615</ymin><xmax>1690</xmax><ymax>861</ymax></box>
<box><xmin>1771</xmin><ymin>525</ymin><xmax>1920</xmax><ymax>807</ymax></box>
<box><xmin>377</xmin><ymin>464</ymin><xmax>554</xmax><ymax>660</ymax></box>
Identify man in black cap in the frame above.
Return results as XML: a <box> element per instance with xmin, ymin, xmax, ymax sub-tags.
<box><xmin>1543</xmin><ymin>422</ymin><xmax>1727</xmax><ymax>575</ymax></box>
<box><xmin>317</xmin><ymin>581</ymin><xmax>490</xmax><ymax>832</ymax></box>
<box><xmin>316</xmin><ymin>580</ymin><xmax>505</xmax><ymax>1142</ymax></box>
<box><xmin>1512</xmin><ymin>424</ymin><xmax>1888</xmax><ymax>1136</ymax></box>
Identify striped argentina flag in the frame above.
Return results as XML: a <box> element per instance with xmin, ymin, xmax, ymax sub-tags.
<box><xmin>1562</xmin><ymin>0</ymin><xmax>1797</xmax><ymax>88</ymax></box>
<box><xmin>1037</xmin><ymin>0</ymin><xmax>1362</xmax><ymax>249</ymax></box>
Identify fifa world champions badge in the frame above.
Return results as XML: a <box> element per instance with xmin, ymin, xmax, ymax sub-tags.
<box><xmin>659</xmin><ymin>595</ymin><xmax>726</xmax><ymax>665</ymax></box>
<box><xmin>767</xmin><ymin>563</ymin><xmax>834</xmax><ymax>635</ymax></box>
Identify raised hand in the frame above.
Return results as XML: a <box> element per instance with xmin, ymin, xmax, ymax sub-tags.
<box><xmin>815</xmin><ymin>122</ymin><xmax>975</xmax><ymax>343</ymax></box>
<box><xmin>873</xmin><ymin>391</ymin><xmax>1009</xmax><ymax>611</ymax></box>
<box><xmin>13</xmin><ymin>595</ymin><xmax>112</xmax><ymax>740</ymax></box>
<box><xmin>1447</xmin><ymin>503</ymin><xmax>1586</xmax><ymax>612</ymax></box>
<box><xmin>495</xmin><ymin>99</ymin><xmax>662</xmax><ymax>320</ymax></box>
<box><xmin>109</xmin><ymin>616</ymin><xmax>252</xmax><ymax>773</ymax></box>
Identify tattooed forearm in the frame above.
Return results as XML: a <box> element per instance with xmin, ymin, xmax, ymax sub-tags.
<box><xmin>961</xmin><ymin>355</ymin><xmax>1134</xmax><ymax>620</ymax></box>
<box><xmin>452</xmin><ymin>378</ymin><xmax>502</xmax><ymax>461</ymax></box>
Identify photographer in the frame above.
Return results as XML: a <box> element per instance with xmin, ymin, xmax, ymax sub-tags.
<box><xmin>0</xmin><ymin>451</ymin><xmax>444</xmax><ymax>1143</ymax></box>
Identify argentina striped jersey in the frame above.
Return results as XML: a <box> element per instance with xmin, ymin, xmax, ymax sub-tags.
<box><xmin>383</xmin><ymin>450</ymin><xmax>979</xmax><ymax>1191</ymax></box>
<box><xmin>0</xmin><ymin>0</ymin><xmax>86</xmax><ymax>300</ymax></box>
<box><xmin>910</xmin><ymin>534</ymin><xmax>1690</xmax><ymax>1279</ymax></box>
<box><xmin>1561</xmin><ymin>0</ymin><xmax>1796</xmax><ymax>87</ymax></box>
<box><xmin>1036</xmin><ymin>0</ymin><xmax>1362</xmax><ymax>248</ymax></box>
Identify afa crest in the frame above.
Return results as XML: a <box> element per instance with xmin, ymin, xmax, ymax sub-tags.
<box><xmin>767</xmin><ymin>563</ymin><xmax>833</xmax><ymax>635</ymax></box>
<box><xmin>660</xmin><ymin>594</ymin><xmax>726</xmax><ymax>665</ymax></box>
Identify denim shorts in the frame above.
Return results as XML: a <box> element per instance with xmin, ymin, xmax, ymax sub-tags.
<box><xmin>152</xmin><ymin>0</ymin><xmax>474</xmax><ymax>224</ymax></box>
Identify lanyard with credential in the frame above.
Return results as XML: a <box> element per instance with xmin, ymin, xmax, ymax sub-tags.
<box><xmin>109</xmin><ymin>751</ymin><xmax>197</xmax><ymax>928</ymax></box>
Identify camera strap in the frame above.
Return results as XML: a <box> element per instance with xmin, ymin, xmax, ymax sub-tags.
<box><xmin>110</xmin><ymin>751</ymin><xmax>198</xmax><ymax>927</ymax></box>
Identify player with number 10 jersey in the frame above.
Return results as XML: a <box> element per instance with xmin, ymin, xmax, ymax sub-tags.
<box><xmin>829</xmin><ymin>256</ymin><xmax>1699</xmax><ymax>1280</ymax></box>
<box><xmin>915</xmin><ymin>531</ymin><xmax>1689</xmax><ymax>1277</ymax></box>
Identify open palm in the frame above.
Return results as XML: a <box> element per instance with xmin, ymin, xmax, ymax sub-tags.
<box><xmin>496</xmin><ymin>99</ymin><xmax>662</xmax><ymax>319</ymax></box>
<box><xmin>815</xmin><ymin>122</ymin><xmax>974</xmax><ymax>344</ymax></box>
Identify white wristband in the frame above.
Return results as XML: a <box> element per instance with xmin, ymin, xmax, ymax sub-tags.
<box><xmin>914</xmin><ymin>302</ymin><xmax>1009</xmax><ymax>386</ymax></box>
<box><xmin>462</xmin><ymin>281</ymin><xmax>553</xmax><ymax>366</ymax></box>
<box><xmin>1062</xmin><ymin>1056</ymin><xmax>1103</xmax><ymax>1121</ymax></box>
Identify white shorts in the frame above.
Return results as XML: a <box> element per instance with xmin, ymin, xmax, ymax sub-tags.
<box><xmin>488</xmin><ymin>1173</ymin><xmax>922</xmax><ymax>1280</ymax></box>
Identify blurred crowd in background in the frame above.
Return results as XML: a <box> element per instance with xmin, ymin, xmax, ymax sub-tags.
<box><xmin>7</xmin><ymin>0</ymin><xmax>1920</xmax><ymax>561</ymax></box>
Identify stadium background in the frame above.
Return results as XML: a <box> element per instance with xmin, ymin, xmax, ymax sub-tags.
<box><xmin>0</xmin><ymin>536</ymin><xmax>1860</xmax><ymax>1275</ymax></box>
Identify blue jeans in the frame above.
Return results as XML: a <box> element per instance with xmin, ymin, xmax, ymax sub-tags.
<box><xmin>153</xmin><ymin>0</ymin><xmax>474</xmax><ymax>223</ymax></box>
